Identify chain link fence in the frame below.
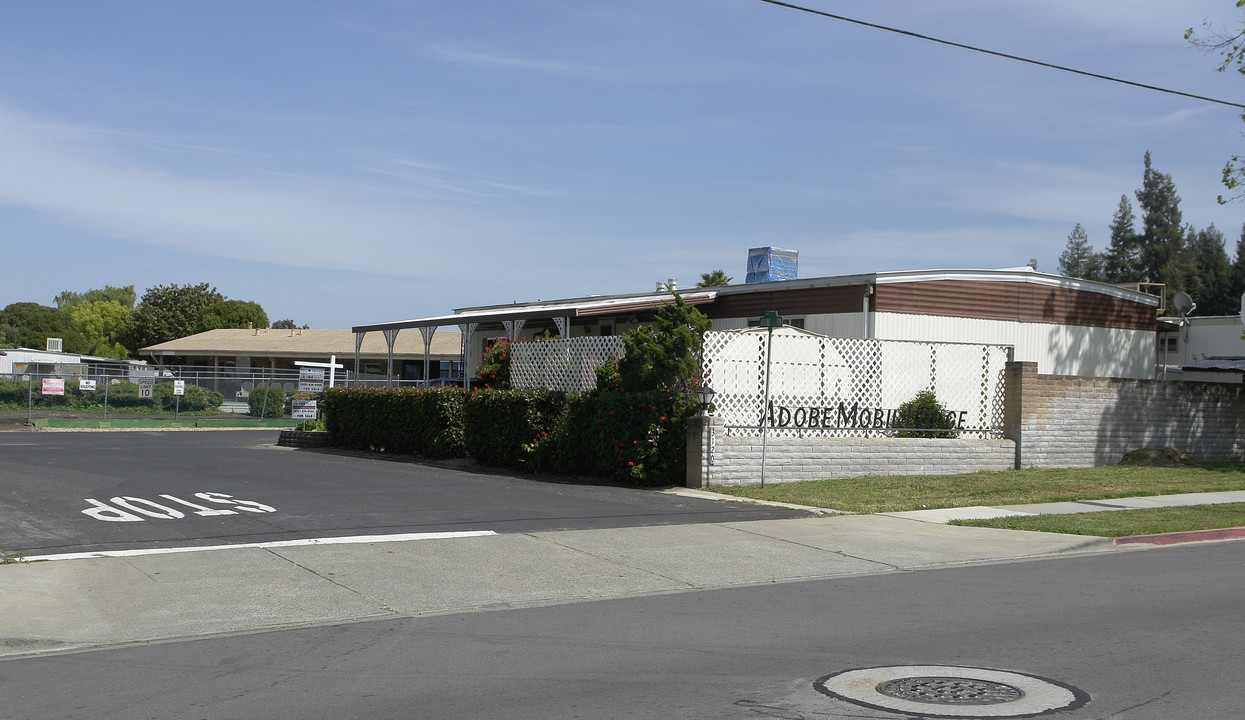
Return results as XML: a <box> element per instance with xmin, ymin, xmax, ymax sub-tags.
<box><xmin>0</xmin><ymin>367</ymin><xmax>305</xmax><ymax>424</ymax></box>
<box><xmin>0</xmin><ymin>363</ymin><xmax>474</xmax><ymax>426</ymax></box>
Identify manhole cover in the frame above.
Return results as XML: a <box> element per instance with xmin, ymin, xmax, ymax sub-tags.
<box><xmin>877</xmin><ymin>676</ymin><xmax>1023</xmax><ymax>705</ymax></box>
<box><xmin>815</xmin><ymin>665</ymin><xmax>1088</xmax><ymax>718</ymax></box>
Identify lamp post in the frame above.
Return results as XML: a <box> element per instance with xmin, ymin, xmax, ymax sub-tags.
<box><xmin>695</xmin><ymin>382</ymin><xmax>716</xmax><ymax>487</ymax></box>
<box><xmin>695</xmin><ymin>383</ymin><xmax>715</xmax><ymax>416</ymax></box>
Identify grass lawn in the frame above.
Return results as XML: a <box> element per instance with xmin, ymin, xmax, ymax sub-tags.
<box><xmin>705</xmin><ymin>464</ymin><xmax>1245</xmax><ymax>514</ymax></box>
<box><xmin>949</xmin><ymin>503</ymin><xmax>1245</xmax><ymax>537</ymax></box>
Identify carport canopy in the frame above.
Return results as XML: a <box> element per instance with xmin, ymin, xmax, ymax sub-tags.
<box><xmin>350</xmin><ymin>290</ymin><xmax>717</xmax><ymax>385</ymax></box>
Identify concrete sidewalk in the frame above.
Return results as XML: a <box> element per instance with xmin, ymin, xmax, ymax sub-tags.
<box><xmin>0</xmin><ymin>513</ymin><xmax>1114</xmax><ymax>660</ymax></box>
<box><xmin>877</xmin><ymin>489</ymin><xmax>1245</xmax><ymax>523</ymax></box>
<box><xmin>3</xmin><ymin>491</ymin><xmax>1242</xmax><ymax>662</ymax></box>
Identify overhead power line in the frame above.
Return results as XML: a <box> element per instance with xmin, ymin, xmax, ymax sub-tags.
<box><xmin>759</xmin><ymin>0</ymin><xmax>1245</xmax><ymax>110</ymax></box>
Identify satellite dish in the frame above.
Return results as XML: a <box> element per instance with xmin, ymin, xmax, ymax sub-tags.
<box><xmin>1172</xmin><ymin>292</ymin><xmax>1195</xmax><ymax>317</ymax></box>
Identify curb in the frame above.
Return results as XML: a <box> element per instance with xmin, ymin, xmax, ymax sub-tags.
<box><xmin>1114</xmin><ymin>526</ymin><xmax>1245</xmax><ymax>546</ymax></box>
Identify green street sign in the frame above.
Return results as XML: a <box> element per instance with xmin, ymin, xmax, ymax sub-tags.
<box><xmin>758</xmin><ymin>310</ymin><xmax>783</xmax><ymax>328</ymax></box>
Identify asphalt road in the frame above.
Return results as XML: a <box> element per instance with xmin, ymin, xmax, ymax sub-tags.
<box><xmin>0</xmin><ymin>430</ymin><xmax>808</xmax><ymax>556</ymax></box>
<box><xmin>4</xmin><ymin>540</ymin><xmax>1242</xmax><ymax>719</ymax></box>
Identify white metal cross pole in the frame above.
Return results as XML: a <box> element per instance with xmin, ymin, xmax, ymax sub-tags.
<box><xmin>294</xmin><ymin>358</ymin><xmax>345</xmax><ymax>388</ymax></box>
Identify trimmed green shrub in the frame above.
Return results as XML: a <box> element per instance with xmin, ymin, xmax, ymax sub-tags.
<box><xmin>325</xmin><ymin>386</ymin><xmax>468</xmax><ymax>458</ymax></box>
<box><xmin>248</xmin><ymin>384</ymin><xmax>286</xmax><ymax>418</ymax></box>
<box><xmin>152</xmin><ymin>382</ymin><xmax>224</xmax><ymax>413</ymax></box>
<box><xmin>464</xmin><ymin>388</ymin><xmax>566</xmax><ymax>469</ymax></box>
<box><xmin>894</xmin><ymin>389</ymin><xmax>959</xmax><ymax>438</ymax></box>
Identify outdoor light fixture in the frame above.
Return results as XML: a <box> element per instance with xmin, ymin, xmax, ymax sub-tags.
<box><xmin>696</xmin><ymin>383</ymin><xmax>716</xmax><ymax>416</ymax></box>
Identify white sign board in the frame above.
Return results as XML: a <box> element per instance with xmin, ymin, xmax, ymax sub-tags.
<box><xmin>138</xmin><ymin>379</ymin><xmax>154</xmax><ymax>399</ymax></box>
<box><xmin>173</xmin><ymin>380</ymin><xmax>185</xmax><ymax>396</ymax></box>
<box><xmin>298</xmin><ymin>367</ymin><xmax>325</xmax><ymax>393</ymax></box>
<box><xmin>292</xmin><ymin>400</ymin><xmax>318</xmax><ymax>420</ymax></box>
<box><xmin>42</xmin><ymin>378</ymin><xmax>65</xmax><ymax>396</ymax></box>
<box><xmin>79</xmin><ymin>379</ymin><xmax>97</xmax><ymax>391</ymax></box>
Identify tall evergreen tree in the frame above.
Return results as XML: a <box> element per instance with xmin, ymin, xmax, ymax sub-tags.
<box><xmin>1057</xmin><ymin>223</ymin><xmax>1102</xmax><ymax>280</ymax></box>
<box><xmin>1230</xmin><ymin>222</ymin><xmax>1245</xmax><ymax>313</ymax></box>
<box><xmin>1102</xmin><ymin>195</ymin><xmax>1140</xmax><ymax>282</ymax></box>
<box><xmin>1187</xmin><ymin>224</ymin><xmax>1235</xmax><ymax>315</ymax></box>
<box><xmin>1135</xmin><ymin>152</ymin><xmax>1191</xmax><ymax>290</ymax></box>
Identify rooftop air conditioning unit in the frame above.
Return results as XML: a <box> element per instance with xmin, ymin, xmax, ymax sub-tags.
<box><xmin>46</xmin><ymin>338</ymin><xmax>63</xmax><ymax>352</ymax></box>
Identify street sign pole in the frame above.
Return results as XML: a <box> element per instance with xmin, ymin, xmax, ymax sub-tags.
<box><xmin>757</xmin><ymin>311</ymin><xmax>782</xmax><ymax>488</ymax></box>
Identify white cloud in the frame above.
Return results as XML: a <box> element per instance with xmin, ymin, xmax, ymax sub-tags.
<box><xmin>0</xmin><ymin>107</ymin><xmax>520</xmax><ymax>277</ymax></box>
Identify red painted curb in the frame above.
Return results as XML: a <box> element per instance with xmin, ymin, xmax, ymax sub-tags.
<box><xmin>1115</xmin><ymin>526</ymin><xmax>1245</xmax><ymax>546</ymax></box>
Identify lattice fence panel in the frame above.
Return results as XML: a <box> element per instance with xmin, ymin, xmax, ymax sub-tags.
<box><xmin>511</xmin><ymin>336</ymin><xmax>626</xmax><ymax>392</ymax></box>
<box><xmin>701</xmin><ymin>328</ymin><xmax>1010</xmax><ymax>438</ymax></box>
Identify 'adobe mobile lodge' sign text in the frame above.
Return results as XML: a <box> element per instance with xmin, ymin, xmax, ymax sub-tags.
<box><xmin>762</xmin><ymin>400</ymin><xmax>969</xmax><ymax>432</ymax></box>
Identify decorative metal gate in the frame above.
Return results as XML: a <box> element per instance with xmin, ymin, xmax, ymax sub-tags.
<box><xmin>511</xmin><ymin>336</ymin><xmax>627</xmax><ymax>392</ymax></box>
<box><xmin>701</xmin><ymin>328</ymin><xmax>1011</xmax><ymax>439</ymax></box>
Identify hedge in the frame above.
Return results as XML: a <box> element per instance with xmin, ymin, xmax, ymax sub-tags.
<box><xmin>323</xmin><ymin>384</ymin><xmax>694</xmax><ymax>486</ymax></box>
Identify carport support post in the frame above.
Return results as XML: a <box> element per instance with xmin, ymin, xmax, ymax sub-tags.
<box><xmin>419</xmin><ymin>326</ymin><xmax>436</xmax><ymax>386</ymax></box>
<box><xmin>383</xmin><ymin>329</ymin><xmax>400</xmax><ymax>386</ymax></box>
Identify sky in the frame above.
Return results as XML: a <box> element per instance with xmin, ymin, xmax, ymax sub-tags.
<box><xmin>2</xmin><ymin>0</ymin><xmax>1244</xmax><ymax>330</ymax></box>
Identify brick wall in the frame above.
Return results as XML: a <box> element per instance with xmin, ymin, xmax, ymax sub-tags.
<box><xmin>1007</xmin><ymin>362</ymin><xmax>1245</xmax><ymax>467</ymax></box>
<box><xmin>698</xmin><ymin>433</ymin><xmax>1015</xmax><ymax>486</ymax></box>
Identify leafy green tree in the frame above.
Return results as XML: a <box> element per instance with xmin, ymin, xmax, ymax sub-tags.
<box><xmin>1187</xmin><ymin>2</ymin><xmax>1245</xmax><ymax>203</ymax></box>
<box><xmin>54</xmin><ymin>285</ymin><xmax>136</xmax><ymax>310</ymax></box>
<box><xmin>119</xmin><ymin>283</ymin><xmax>225</xmax><ymax>350</ymax></box>
<box><xmin>0</xmin><ymin>320</ymin><xmax>18</xmax><ymax>348</ymax></box>
<box><xmin>617</xmin><ymin>293</ymin><xmax>713</xmax><ymax>395</ymax></box>
<box><xmin>696</xmin><ymin>269</ymin><xmax>733</xmax><ymax>287</ymax></box>
<box><xmin>0</xmin><ymin>303</ymin><xmax>89</xmax><ymax>353</ymax></box>
<box><xmin>1057</xmin><ymin>223</ymin><xmax>1102</xmax><ymax>280</ymax></box>
<box><xmin>194</xmin><ymin>300</ymin><xmax>269</xmax><ymax>333</ymax></box>
<box><xmin>66</xmin><ymin>300</ymin><xmax>131</xmax><ymax>358</ymax></box>
<box><xmin>1102</xmin><ymin>195</ymin><xmax>1141</xmax><ymax>282</ymax></box>
<box><xmin>271</xmin><ymin>318</ymin><xmax>300</xmax><ymax>329</ymax></box>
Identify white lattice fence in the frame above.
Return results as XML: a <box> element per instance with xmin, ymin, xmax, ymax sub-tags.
<box><xmin>511</xmin><ymin>336</ymin><xmax>627</xmax><ymax>392</ymax></box>
<box><xmin>701</xmin><ymin>328</ymin><xmax>1011</xmax><ymax>438</ymax></box>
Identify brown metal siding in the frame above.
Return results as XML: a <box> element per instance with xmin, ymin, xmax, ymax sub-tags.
<box><xmin>873</xmin><ymin>280</ymin><xmax>1154</xmax><ymax>330</ymax></box>
<box><xmin>706</xmin><ymin>285</ymin><xmax>868</xmax><ymax>319</ymax></box>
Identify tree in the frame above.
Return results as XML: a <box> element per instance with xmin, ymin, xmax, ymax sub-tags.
<box><xmin>119</xmin><ymin>283</ymin><xmax>225</xmax><ymax>350</ymax></box>
<box><xmin>271</xmin><ymin>318</ymin><xmax>300</xmax><ymax>329</ymax></box>
<box><xmin>194</xmin><ymin>300</ymin><xmax>269</xmax><ymax>333</ymax></box>
<box><xmin>1187</xmin><ymin>3</ymin><xmax>1245</xmax><ymax>203</ymax></box>
<box><xmin>617</xmin><ymin>293</ymin><xmax>713</xmax><ymax>395</ymax></box>
<box><xmin>54</xmin><ymin>285</ymin><xmax>136</xmax><ymax>310</ymax></box>
<box><xmin>1057</xmin><ymin>223</ymin><xmax>1102</xmax><ymax>280</ymax></box>
<box><xmin>1102</xmin><ymin>195</ymin><xmax>1141</xmax><ymax>282</ymax></box>
<box><xmin>0</xmin><ymin>302</ymin><xmax>89</xmax><ymax>353</ymax></box>
<box><xmin>66</xmin><ymin>300</ymin><xmax>132</xmax><ymax>359</ymax></box>
<box><xmin>1186</xmin><ymin>224</ymin><xmax>1235</xmax><ymax>314</ymax></box>
<box><xmin>1135</xmin><ymin>152</ymin><xmax>1192</xmax><ymax>290</ymax></box>
<box><xmin>696</xmin><ymin>269</ymin><xmax>733</xmax><ymax>287</ymax></box>
<box><xmin>1230</xmin><ymin>223</ymin><xmax>1245</xmax><ymax>310</ymax></box>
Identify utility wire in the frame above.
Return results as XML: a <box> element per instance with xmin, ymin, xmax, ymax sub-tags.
<box><xmin>759</xmin><ymin>0</ymin><xmax>1245</xmax><ymax>110</ymax></box>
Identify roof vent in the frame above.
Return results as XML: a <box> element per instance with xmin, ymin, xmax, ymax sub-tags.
<box><xmin>46</xmin><ymin>337</ymin><xmax>63</xmax><ymax>352</ymax></box>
